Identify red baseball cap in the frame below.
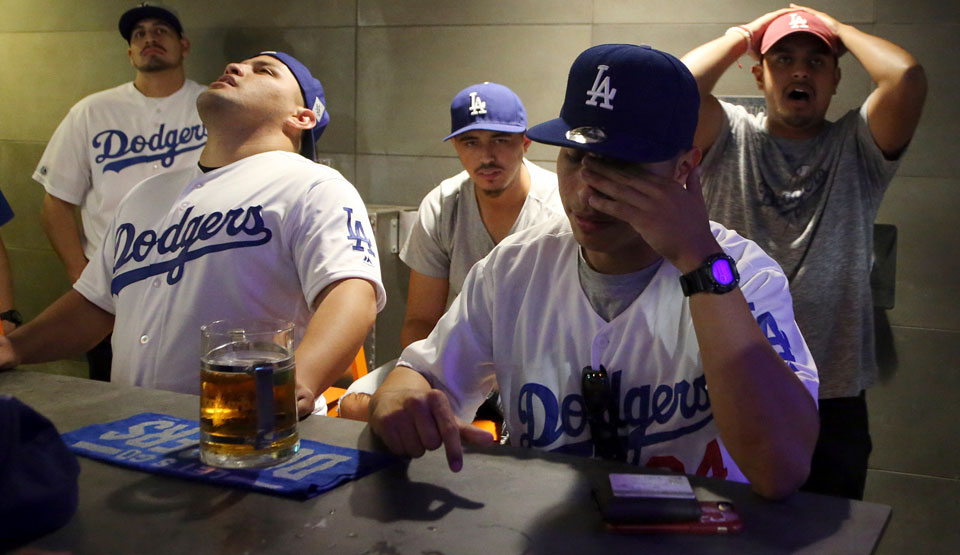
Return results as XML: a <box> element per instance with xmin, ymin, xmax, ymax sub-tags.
<box><xmin>760</xmin><ymin>10</ymin><xmax>840</xmax><ymax>55</ymax></box>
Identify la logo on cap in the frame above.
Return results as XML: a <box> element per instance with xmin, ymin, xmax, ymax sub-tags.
<box><xmin>788</xmin><ymin>12</ymin><xmax>810</xmax><ymax>29</ymax></box>
<box><xmin>468</xmin><ymin>91</ymin><xmax>487</xmax><ymax>116</ymax></box>
<box><xmin>585</xmin><ymin>65</ymin><xmax>616</xmax><ymax>110</ymax></box>
<box><xmin>313</xmin><ymin>97</ymin><xmax>325</xmax><ymax>120</ymax></box>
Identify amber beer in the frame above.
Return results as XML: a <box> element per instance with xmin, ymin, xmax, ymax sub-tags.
<box><xmin>199</xmin><ymin>320</ymin><xmax>299</xmax><ymax>468</ymax></box>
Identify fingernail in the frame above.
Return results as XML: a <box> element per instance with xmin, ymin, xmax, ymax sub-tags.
<box><xmin>451</xmin><ymin>459</ymin><xmax>462</xmax><ymax>472</ymax></box>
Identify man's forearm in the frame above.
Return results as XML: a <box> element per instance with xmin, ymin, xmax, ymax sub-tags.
<box><xmin>682</xmin><ymin>32</ymin><xmax>751</xmax><ymax>97</ymax></box>
<box><xmin>838</xmin><ymin>23</ymin><xmax>922</xmax><ymax>85</ymax></box>
<box><xmin>688</xmin><ymin>289</ymin><xmax>818</xmax><ymax>499</ymax></box>
<box><xmin>41</xmin><ymin>194</ymin><xmax>88</xmax><ymax>281</ymax></box>
<box><xmin>0</xmin><ymin>236</ymin><xmax>15</xmax><ymax>312</ymax></box>
<box><xmin>295</xmin><ymin>278</ymin><xmax>377</xmax><ymax>399</ymax></box>
<box><xmin>400</xmin><ymin>318</ymin><xmax>438</xmax><ymax>350</ymax></box>
<box><xmin>7</xmin><ymin>289</ymin><xmax>113</xmax><ymax>365</ymax></box>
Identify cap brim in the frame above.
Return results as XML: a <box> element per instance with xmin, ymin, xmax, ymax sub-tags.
<box><xmin>443</xmin><ymin>122</ymin><xmax>527</xmax><ymax>142</ymax></box>
<box><xmin>527</xmin><ymin>117</ymin><xmax>682</xmax><ymax>164</ymax></box>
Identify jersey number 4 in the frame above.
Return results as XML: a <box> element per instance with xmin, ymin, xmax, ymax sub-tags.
<box><xmin>645</xmin><ymin>439</ymin><xmax>729</xmax><ymax>479</ymax></box>
<box><xmin>343</xmin><ymin>207</ymin><xmax>375</xmax><ymax>255</ymax></box>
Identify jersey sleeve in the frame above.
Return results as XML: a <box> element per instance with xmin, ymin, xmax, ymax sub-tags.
<box><xmin>32</xmin><ymin>105</ymin><xmax>92</xmax><ymax>205</ymax></box>
<box><xmin>735</xmin><ymin>247</ymin><xmax>820</xmax><ymax>404</ymax></box>
<box><xmin>73</xmin><ymin>215</ymin><xmax>118</xmax><ymax>315</ymax></box>
<box><xmin>396</xmin><ymin>254</ymin><xmax>499</xmax><ymax>422</ymax></box>
<box><xmin>398</xmin><ymin>188</ymin><xmax>451</xmax><ymax>279</ymax></box>
<box><xmin>284</xmin><ymin>177</ymin><xmax>386</xmax><ymax>312</ymax></box>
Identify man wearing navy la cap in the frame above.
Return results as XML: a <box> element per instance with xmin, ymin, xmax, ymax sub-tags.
<box><xmin>400</xmin><ymin>82</ymin><xmax>562</xmax><ymax>347</ymax></box>
<box><xmin>336</xmin><ymin>82</ymin><xmax>561</xmax><ymax>422</ymax></box>
<box><xmin>1</xmin><ymin>52</ymin><xmax>385</xmax><ymax>420</ymax></box>
<box><xmin>369</xmin><ymin>44</ymin><xmax>820</xmax><ymax>500</ymax></box>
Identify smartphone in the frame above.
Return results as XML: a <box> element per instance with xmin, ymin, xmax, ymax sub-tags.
<box><xmin>605</xmin><ymin>501</ymin><xmax>743</xmax><ymax>535</ymax></box>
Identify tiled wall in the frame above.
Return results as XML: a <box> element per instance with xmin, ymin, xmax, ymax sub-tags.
<box><xmin>1</xmin><ymin>1</ymin><xmax>956</xmax><ymax>551</ymax></box>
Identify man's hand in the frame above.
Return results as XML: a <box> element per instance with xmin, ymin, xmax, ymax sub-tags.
<box><xmin>580</xmin><ymin>156</ymin><xmax>719</xmax><ymax>272</ymax></box>
<box><xmin>787</xmin><ymin>4</ymin><xmax>848</xmax><ymax>55</ymax></box>
<box><xmin>370</xmin><ymin>386</ymin><xmax>494</xmax><ymax>472</ymax></box>
<box><xmin>296</xmin><ymin>382</ymin><xmax>316</xmax><ymax>419</ymax></box>
<box><xmin>789</xmin><ymin>4</ymin><xmax>840</xmax><ymax>34</ymax></box>
<box><xmin>0</xmin><ymin>335</ymin><xmax>21</xmax><ymax>370</ymax></box>
<box><xmin>742</xmin><ymin>7</ymin><xmax>795</xmax><ymax>59</ymax></box>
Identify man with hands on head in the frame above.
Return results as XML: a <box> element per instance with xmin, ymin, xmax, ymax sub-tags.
<box><xmin>1</xmin><ymin>52</ymin><xmax>385</xmax><ymax>419</ymax></box>
<box><xmin>370</xmin><ymin>44</ymin><xmax>819</xmax><ymax>500</ymax></box>
<box><xmin>682</xmin><ymin>4</ymin><xmax>926</xmax><ymax>499</ymax></box>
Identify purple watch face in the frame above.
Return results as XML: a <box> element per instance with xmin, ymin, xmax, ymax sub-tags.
<box><xmin>711</xmin><ymin>258</ymin><xmax>736</xmax><ymax>285</ymax></box>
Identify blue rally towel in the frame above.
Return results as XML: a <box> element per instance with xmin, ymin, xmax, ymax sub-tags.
<box><xmin>61</xmin><ymin>413</ymin><xmax>398</xmax><ymax>500</ymax></box>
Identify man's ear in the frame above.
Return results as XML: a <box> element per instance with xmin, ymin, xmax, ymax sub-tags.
<box><xmin>289</xmin><ymin>107</ymin><xmax>318</xmax><ymax>132</ymax></box>
<box><xmin>832</xmin><ymin>65</ymin><xmax>841</xmax><ymax>96</ymax></box>
<box><xmin>674</xmin><ymin>147</ymin><xmax>703</xmax><ymax>183</ymax></box>
<box><xmin>180</xmin><ymin>35</ymin><xmax>191</xmax><ymax>57</ymax></box>
<box><xmin>751</xmin><ymin>63</ymin><xmax>764</xmax><ymax>91</ymax></box>
<box><xmin>522</xmin><ymin>134</ymin><xmax>532</xmax><ymax>152</ymax></box>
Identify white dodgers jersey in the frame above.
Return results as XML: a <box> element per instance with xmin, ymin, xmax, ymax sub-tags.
<box><xmin>399</xmin><ymin>219</ymin><xmax>818</xmax><ymax>483</ymax></box>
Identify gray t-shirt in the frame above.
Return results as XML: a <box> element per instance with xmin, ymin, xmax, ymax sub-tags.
<box><xmin>400</xmin><ymin>159</ymin><xmax>562</xmax><ymax>305</ymax></box>
<box><xmin>578</xmin><ymin>249</ymin><xmax>662</xmax><ymax>322</ymax></box>
<box><xmin>701</xmin><ymin>100</ymin><xmax>899</xmax><ymax>399</ymax></box>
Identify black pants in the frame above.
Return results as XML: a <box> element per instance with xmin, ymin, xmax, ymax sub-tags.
<box><xmin>800</xmin><ymin>390</ymin><xmax>872</xmax><ymax>500</ymax></box>
<box><xmin>86</xmin><ymin>335</ymin><xmax>112</xmax><ymax>382</ymax></box>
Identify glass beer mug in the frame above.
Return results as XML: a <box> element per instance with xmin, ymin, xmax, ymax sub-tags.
<box><xmin>199</xmin><ymin>319</ymin><xmax>300</xmax><ymax>468</ymax></box>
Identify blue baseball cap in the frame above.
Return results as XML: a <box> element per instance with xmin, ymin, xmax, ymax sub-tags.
<box><xmin>527</xmin><ymin>44</ymin><xmax>699</xmax><ymax>164</ymax></box>
<box><xmin>444</xmin><ymin>82</ymin><xmax>527</xmax><ymax>141</ymax></box>
<box><xmin>259</xmin><ymin>51</ymin><xmax>330</xmax><ymax>161</ymax></box>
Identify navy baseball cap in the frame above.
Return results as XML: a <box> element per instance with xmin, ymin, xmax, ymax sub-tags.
<box><xmin>259</xmin><ymin>51</ymin><xmax>330</xmax><ymax>161</ymax></box>
<box><xmin>118</xmin><ymin>3</ymin><xmax>183</xmax><ymax>43</ymax></box>
<box><xmin>444</xmin><ymin>82</ymin><xmax>527</xmax><ymax>141</ymax></box>
<box><xmin>527</xmin><ymin>44</ymin><xmax>699</xmax><ymax>164</ymax></box>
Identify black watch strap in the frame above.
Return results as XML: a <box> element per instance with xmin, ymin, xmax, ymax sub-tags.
<box><xmin>1</xmin><ymin>309</ymin><xmax>23</xmax><ymax>326</ymax></box>
<box><xmin>679</xmin><ymin>253</ymin><xmax>740</xmax><ymax>296</ymax></box>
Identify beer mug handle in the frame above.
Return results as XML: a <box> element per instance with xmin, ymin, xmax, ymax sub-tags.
<box><xmin>253</xmin><ymin>364</ymin><xmax>275</xmax><ymax>449</ymax></box>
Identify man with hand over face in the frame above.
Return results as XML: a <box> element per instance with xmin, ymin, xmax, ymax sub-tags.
<box><xmin>369</xmin><ymin>44</ymin><xmax>819</xmax><ymax>500</ymax></box>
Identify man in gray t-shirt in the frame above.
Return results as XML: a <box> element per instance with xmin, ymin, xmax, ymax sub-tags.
<box><xmin>682</xmin><ymin>7</ymin><xmax>926</xmax><ymax>499</ymax></box>
<box><xmin>400</xmin><ymin>82</ymin><xmax>562</xmax><ymax>347</ymax></box>
<box><xmin>338</xmin><ymin>82</ymin><xmax>562</xmax><ymax>420</ymax></box>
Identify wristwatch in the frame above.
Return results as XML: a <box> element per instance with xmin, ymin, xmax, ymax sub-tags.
<box><xmin>1</xmin><ymin>309</ymin><xmax>23</xmax><ymax>327</ymax></box>
<box><xmin>679</xmin><ymin>253</ymin><xmax>740</xmax><ymax>296</ymax></box>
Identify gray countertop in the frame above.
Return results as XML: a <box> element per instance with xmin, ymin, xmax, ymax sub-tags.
<box><xmin>1</xmin><ymin>370</ymin><xmax>890</xmax><ymax>554</ymax></box>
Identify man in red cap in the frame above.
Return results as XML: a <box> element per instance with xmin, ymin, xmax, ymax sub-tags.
<box><xmin>682</xmin><ymin>4</ymin><xmax>927</xmax><ymax>499</ymax></box>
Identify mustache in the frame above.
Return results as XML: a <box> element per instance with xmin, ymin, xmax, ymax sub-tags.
<box><xmin>475</xmin><ymin>163</ymin><xmax>503</xmax><ymax>172</ymax></box>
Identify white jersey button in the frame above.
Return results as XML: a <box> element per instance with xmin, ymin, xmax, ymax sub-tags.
<box><xmin>152</xmin><ymin>278</ymin><xmax>161</xmax><ymax>288</ymax></box>
<box><xmin>140</xmin><ymin>334</ymin><xmax>150</xmax><ymax>344</ymax></box>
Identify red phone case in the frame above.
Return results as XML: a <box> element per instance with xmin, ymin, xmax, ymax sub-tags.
<box><xmin>605</xmin><ymin>501</ymin><xmax>743</xmax><ymax>535</ymax></box>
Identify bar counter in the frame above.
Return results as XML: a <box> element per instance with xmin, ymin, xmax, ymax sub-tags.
<box><xmin>1</xmin><ymin>370</ymin><xmax>890</xmax><ymax>554</ymax></box>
